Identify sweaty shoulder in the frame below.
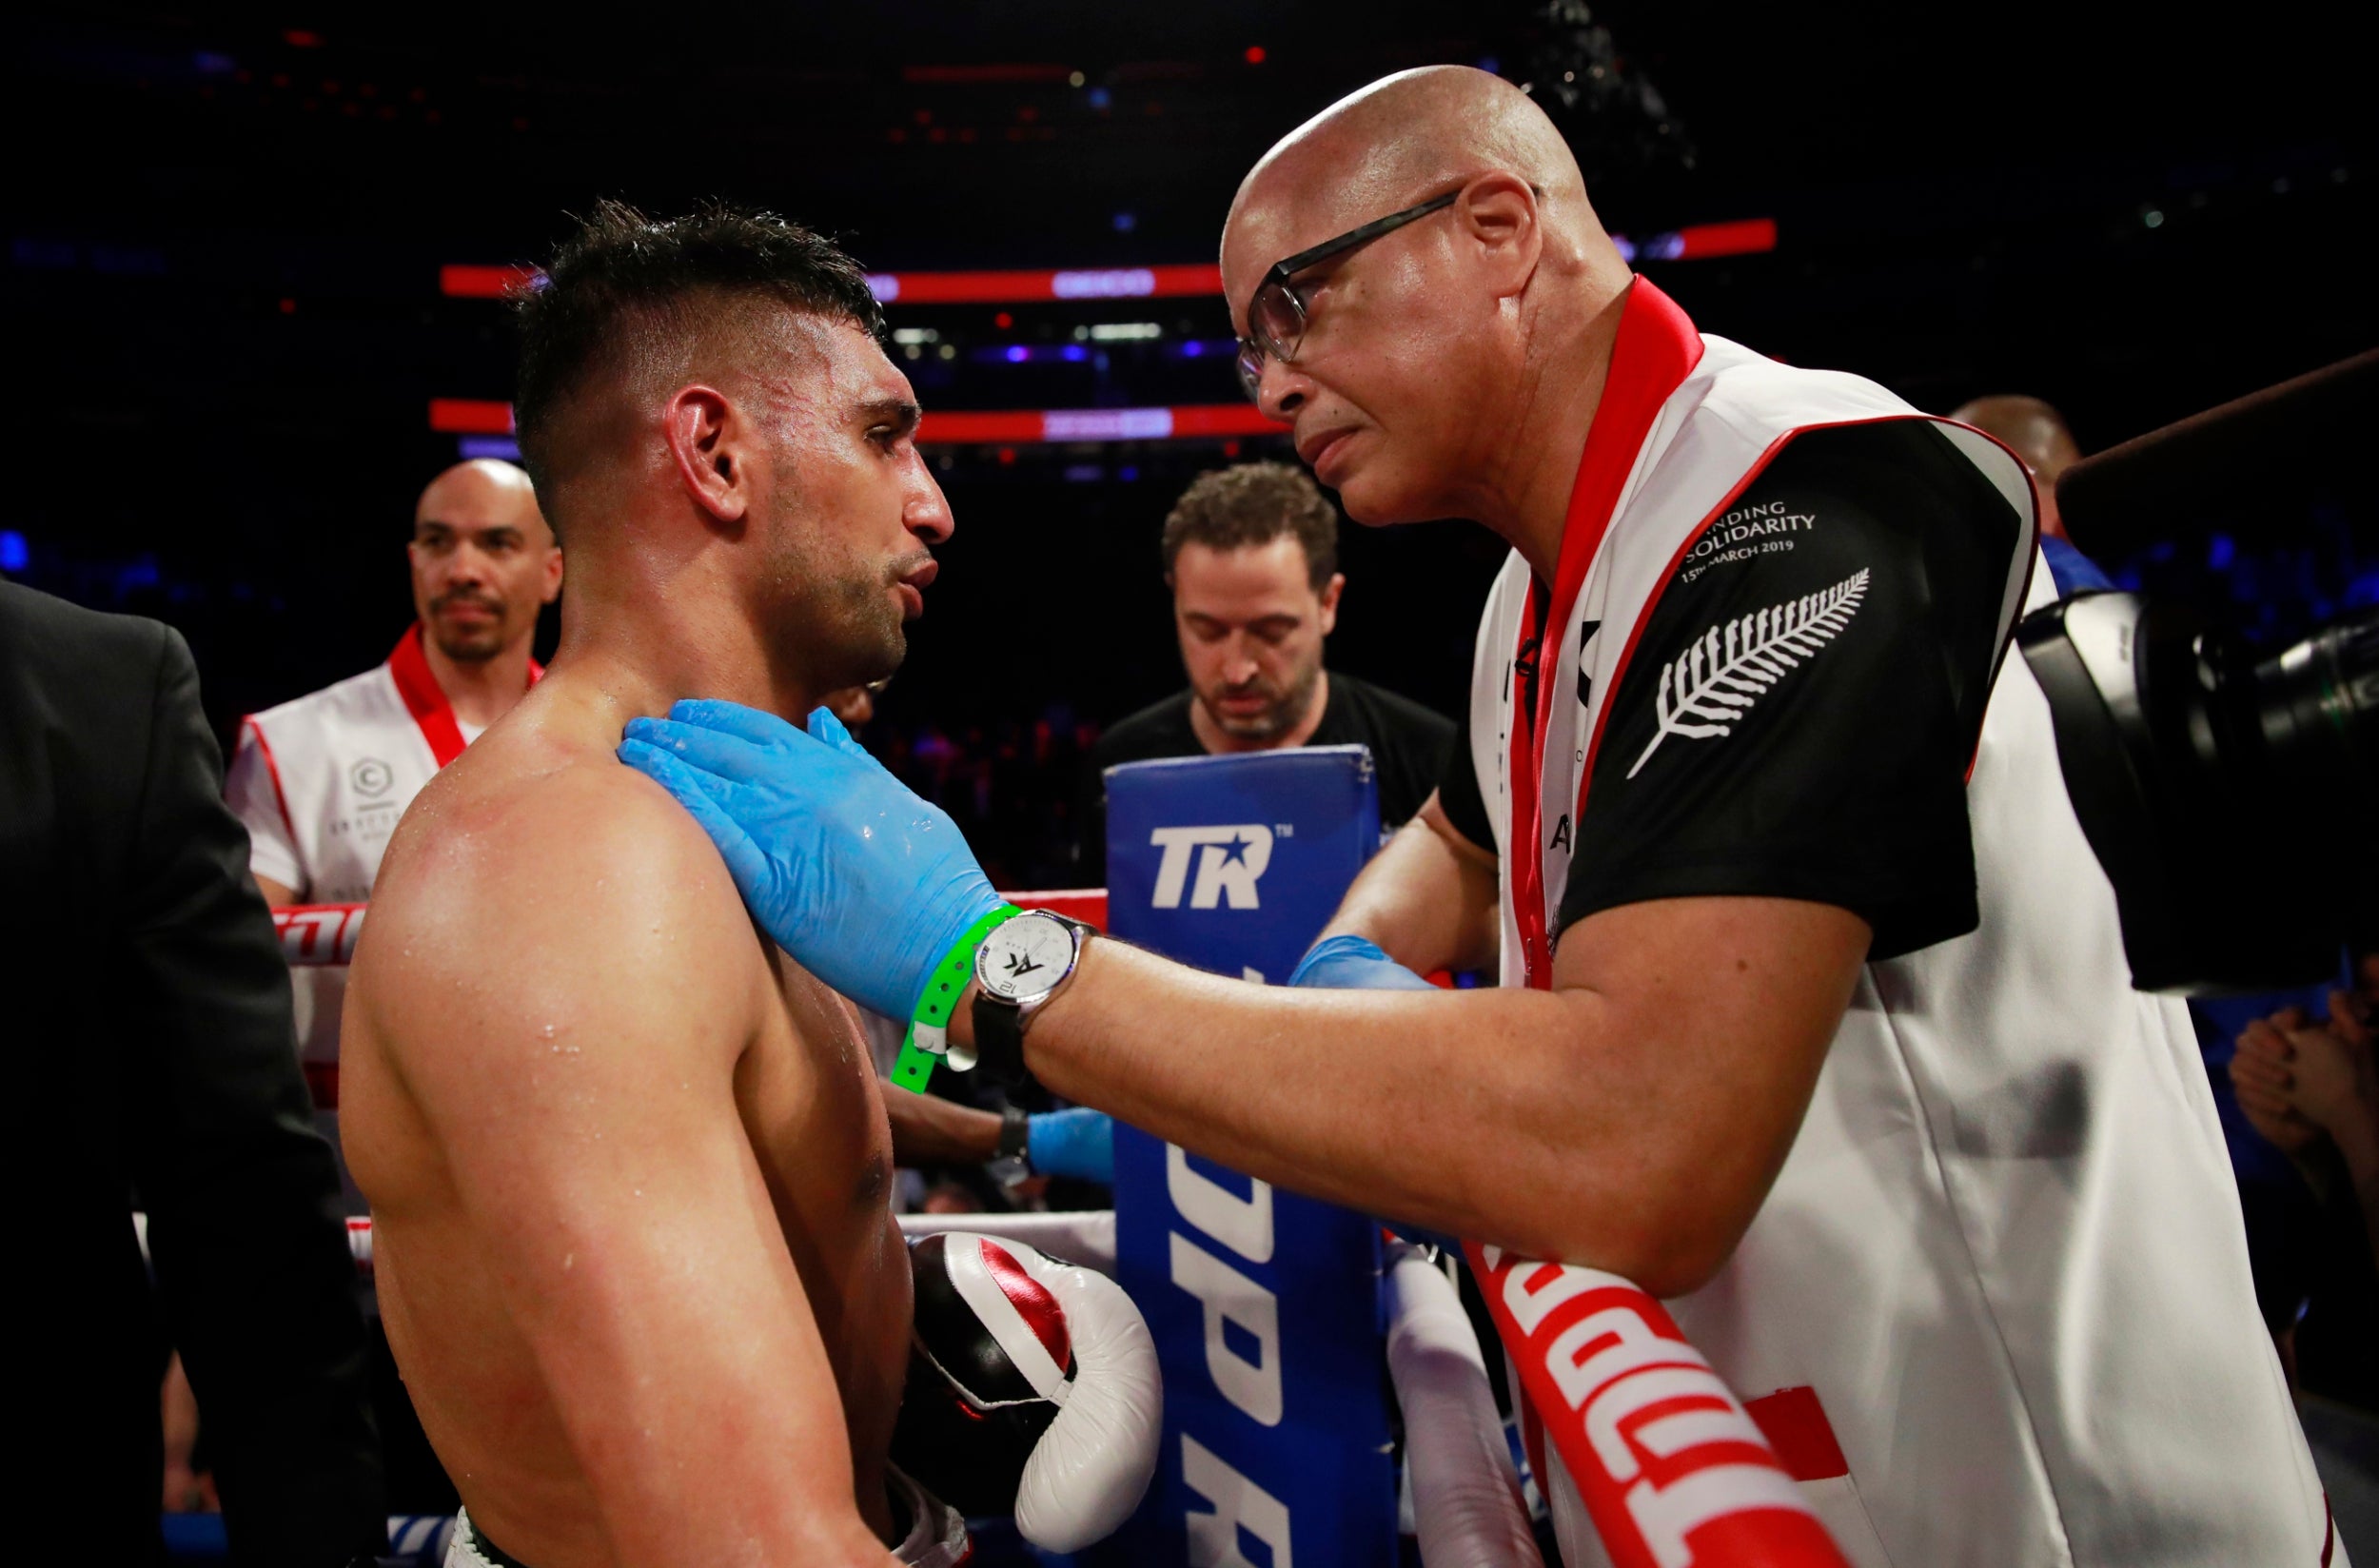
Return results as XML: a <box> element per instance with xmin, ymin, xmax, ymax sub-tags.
<box><xmin>355</xmin><ymin>736</ymin><xmax>765</xmax><ymax>1076</ymax></box>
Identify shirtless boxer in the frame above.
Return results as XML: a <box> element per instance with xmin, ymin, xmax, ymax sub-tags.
<box><xmin>342</xmin><ymin>204</ymin><xmax>1154</xmax><ymax>1567</ymax></box>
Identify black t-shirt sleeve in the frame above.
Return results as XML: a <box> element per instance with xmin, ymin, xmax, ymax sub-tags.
<box><xmin>1558</xmin><ymin>421</ymin><xmax>2023</xmax><ymax>961</ymax></box>
<box><xmin>1324</xmin><ymin>675</ymin><xmax>1457</xmax><ymax>833</ymax></box>
<box><xmin>1436</xmin><ymin>694</ymin><xmax>1497</xmax><ymax>853</ymax></box>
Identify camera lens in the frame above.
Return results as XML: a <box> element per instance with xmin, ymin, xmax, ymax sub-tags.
<box><xmin>2250</xmin><ymin>606</ymin><xmax>2379</xmax><ymax>802</ymax></box>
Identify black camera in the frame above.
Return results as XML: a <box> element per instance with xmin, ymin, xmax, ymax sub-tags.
<box><xmin>2015</xmin><ymin>346</ymin><xmax>2378</xmax><ymax>992</ymax></box>
<box><xmin>2019</xmin><ymin>592</ymin><xmax>2376</xmax><ymax>990</ymax></box>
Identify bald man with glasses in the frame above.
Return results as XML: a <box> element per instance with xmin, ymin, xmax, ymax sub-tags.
<box><xmin>625</xmin><ymin>67</ymin><xmax>2339</xmax><ymax>1566</ymax></box>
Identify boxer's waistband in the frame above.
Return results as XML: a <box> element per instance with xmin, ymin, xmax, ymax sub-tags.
<box><xmin>449</xmin><ymin>1478</ymin><xmax>936</xmax><ymax>1568</ymax></box>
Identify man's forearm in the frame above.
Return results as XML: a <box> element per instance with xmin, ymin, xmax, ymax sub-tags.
<box><xmin>885</xmin><ymin>1088</ymin><xmax>1005</xmax><ymax>1166</ymax></box>
<box><xmin>960</xmin><ymin>914</ymin><xmax>1844</xmax><ymax>1294</ymax></box>
<box><xmin>1317</xmin><ymin>802</ymin><xmax>1499</xmax><ymax>973</ymax></box>
<box><xmin>988</xmin><ymin>945</ymin><xmax>1639</xmax><ymax>1269</ymax></box>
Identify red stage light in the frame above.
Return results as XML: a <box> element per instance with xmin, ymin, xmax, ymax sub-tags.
<box><xmin>440</xmin><ymin>264</ymin><xmax>539</xmax><ymax>298</ymax></box>
<box><xmin>993</xmin><ymin>311</ymin><xmax>1014</xmax><ymax>329</ymax></box>
<box><xmin>430</xmin><ymin>400</ymin><xmax>1284</xmax><ymax>446</ymax></box>
<box><xmin>914</xmin><ymin>404</ymin><xmax>1281</xmax><ymax>445</ymax></box>
<box><xmin>1673</xmin><ymin>217</ymin><xmax>1779</xmax><ymax>260</ymax></box>
<box><xmin>429</xmin><ymin>399</ymin><xmax>517</xmax><ymax>435</ymax></box>
<box><xmin>1245</xmin><ymin>46</ymin><xmax>1267</xmax><ymax>65</ymax></box>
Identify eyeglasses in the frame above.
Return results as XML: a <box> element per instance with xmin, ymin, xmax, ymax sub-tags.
<box><xmin>1233</xmin><ymin>190</ymin><xmax>1460</xmax><ymax>402</ymax></box>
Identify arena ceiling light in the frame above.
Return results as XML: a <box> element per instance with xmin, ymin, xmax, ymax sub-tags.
<box><xmin>440</xmin><ymin>224</ymin><xmax>1775</xmax><ymax>306</ymax></box>
<box><xmin>862</xmin><ymin>265</ymin><xmax>1224</xmax><ymax>304</ymax></box>
<box><xmin>916</xmin><ymin>404</ymin><xmax>1280</xmax><ymax>444</ymax></box>
<box><xmin>428</xmin><ymin>399</ymin><xmax>1282</xmax><ymax>444</ymax></box>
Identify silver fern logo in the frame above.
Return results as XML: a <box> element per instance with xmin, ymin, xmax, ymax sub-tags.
<box><xmin>1626</xmin><ymin>568</ymin><xmax>1871</xmax><ymax>778</ymax></box>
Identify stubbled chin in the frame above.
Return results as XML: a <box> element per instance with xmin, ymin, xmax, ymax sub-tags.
<box><xmin>431</xmin><ymin>631</ymin><xmax>504</xmax><ymax>662</ymax></box>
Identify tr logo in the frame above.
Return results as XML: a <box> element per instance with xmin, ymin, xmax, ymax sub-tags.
<box><xmin>1147</xmin><ymin>825</ymin><xmax>1274</xmax><ymax>910</ymax></box>
<box><xmin>1002</xmin><ymin>951</ymin><xmax>1045</xmax><ymax>980</ymax></box>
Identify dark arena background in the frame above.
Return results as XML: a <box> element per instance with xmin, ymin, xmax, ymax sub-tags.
<box><xmin>10</xmin><ymin>3</ymin><xmax>2373</xmax><ymax>886</ymax></box>
<box><xmin>9</xmin><ymin>6</ymin><xmax>2379</xmax><ymax>1562</ymax></box>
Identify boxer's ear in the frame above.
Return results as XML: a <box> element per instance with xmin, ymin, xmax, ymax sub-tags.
<box><xmin>661</xmin><ymin>383</ymin><xmax>749</xmax><ymax>527</ymax></box>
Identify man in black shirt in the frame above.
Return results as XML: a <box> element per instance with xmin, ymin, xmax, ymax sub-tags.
<box><xmin>1077</xmin><ymin>461</ymin><xmax>1452</xmax><ymax>881</ymax></box>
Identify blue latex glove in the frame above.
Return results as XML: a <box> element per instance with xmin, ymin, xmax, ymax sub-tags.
<box><xmin>1287</xmin><ymin>931</ymin><xmax>1437</xmax><ymax>991</ymax></box>
<box><xmin>1026</xmin><ymin>1107</ymin><xmax>1116</xmax><ymax>1185</ymax></box>
<box><xmin>619</xmin><ymin>700</ymin><xmax>1002</xmax><ymax>1022</ymax></box>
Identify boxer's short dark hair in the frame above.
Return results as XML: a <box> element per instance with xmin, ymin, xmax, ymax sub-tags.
<box><xmin>1161</xmin><ymin>461</ymin><xmax>1340</xmax><ymax>590</ymax></box>
<box><xmin>511</xmin><ymin>200</ymin><xmax>882</xmax><ymax>505</ymax></box>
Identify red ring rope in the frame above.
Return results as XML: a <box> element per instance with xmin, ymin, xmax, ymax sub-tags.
<box><xmin>272</xmin><ymin>902</ymin><xmax>367</xmax><ymax>967</ymax></box>
<box><xmin>1465</xmin><ymin>1243</ymin><xmax>1849</xmax><ymax>1568</ymax></box>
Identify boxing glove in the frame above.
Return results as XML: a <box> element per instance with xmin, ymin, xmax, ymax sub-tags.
<box><xmin>893</xmin><ymin>1231</ymin><xmax>1161</xmax><ymax>1552</ymax></box>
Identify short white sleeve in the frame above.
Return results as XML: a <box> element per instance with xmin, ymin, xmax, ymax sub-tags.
<box><xmin>224</xmin><ymin>722</ymin><xmax>305</xmax><ymax>894</ymax></box>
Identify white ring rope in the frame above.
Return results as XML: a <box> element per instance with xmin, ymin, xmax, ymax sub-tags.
<box><xmin>1386</xmin><ymin>1244</ymin><xmax>1545</xmax><ymax>1568</ymax></box>
<box><xmin>134</xmin><ymin>1210</ymin><xmax>1114</xmax><ymax>1280</ymax></box>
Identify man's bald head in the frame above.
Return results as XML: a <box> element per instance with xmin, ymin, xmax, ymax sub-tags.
<box><xmin>1229</xmin><ymin>67</ymin><xmax>1601</xmax><ymax>270</ymax></box>
<box><xmin>1951</xmin><ymin>396</ymin><xmax>2081</xmax><ymax>486</ymax></box>
<box><xmin>1952</xmin><ymin>395</ymin><xmax>2083</xmax><ymax>540</ymax></box>
<box><xmin>416</xmin><ymin>459</ymin><xmax>548</xmax><ymax>541</ymax></box>
<box><xmin>1221</xmin><ymin>67</ymin><xmax>1630</xmax><ymax>531</ymax></box>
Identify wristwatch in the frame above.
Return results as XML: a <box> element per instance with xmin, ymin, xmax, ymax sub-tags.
<box><xmin>959</xmin><ymin>911</ymin><xmax>1095</xmax><ymax>1084</ymax></box>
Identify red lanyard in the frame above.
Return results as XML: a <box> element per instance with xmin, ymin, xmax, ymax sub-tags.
<box><xmin>387</xmin><ymin>621</ymin><xmax>542</xmax><ymax>768</ymax></box>
<box><xmin>1505</xmin><ymin>280</ymin><xmax>1703</xmax><ymax>988</ymax></box>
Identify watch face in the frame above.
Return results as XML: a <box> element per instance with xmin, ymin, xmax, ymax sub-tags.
<box><xmin>978</xmin><ymin>913</ymin><xmax>1076</xmax><ymax>1004</ymax></box>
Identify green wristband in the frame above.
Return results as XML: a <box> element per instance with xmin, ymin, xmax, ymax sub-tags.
<box><xmin>889</xmin><ymin>904</ymin><xmax>1021</xmax><ymax>1094</ymax></box>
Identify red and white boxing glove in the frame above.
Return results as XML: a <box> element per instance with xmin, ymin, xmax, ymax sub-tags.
<box><xmin>893</xmin><ymin>1231</ymin><xmax>1162</xmax><ymax>1553</ymax></box>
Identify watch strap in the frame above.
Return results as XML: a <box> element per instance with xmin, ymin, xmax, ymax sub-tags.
<box><xmin>890</xmin><ymin>904</ymin><xmax>1022</xmax><ymax>1094</ymax></box>
<box><xmin>997</xmin><ymin>1104</ymin><xmax>1032</xmax><ymax>1163</ymax></box>
<box><xmin>971</xmin><ymin>984</ymin><xmax>1029</xmax><ymax>1088</ymax></box>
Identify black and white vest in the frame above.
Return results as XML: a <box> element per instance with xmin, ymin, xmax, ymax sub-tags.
<box><xmin>1468</xmin><ymin>280</ymin><xmax>2332</xmax><ymax>1566</ymax></box>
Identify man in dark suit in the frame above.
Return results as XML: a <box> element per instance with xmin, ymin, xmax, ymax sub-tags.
<box><xmin>0</xmin><ymin>580</ymin><xmax>384</xmax><ymax>1563</ymax></box>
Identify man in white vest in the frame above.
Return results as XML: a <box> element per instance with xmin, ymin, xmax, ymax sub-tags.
<box><xmin>225</xmin><ymin>458</ymin><xmax>561</xmax><ymax>1059</ymax></box>
<box><xmin>621</xmin><ymin>67</ymin><xmax>2341</xmax><ymax>1565</ymax></box>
